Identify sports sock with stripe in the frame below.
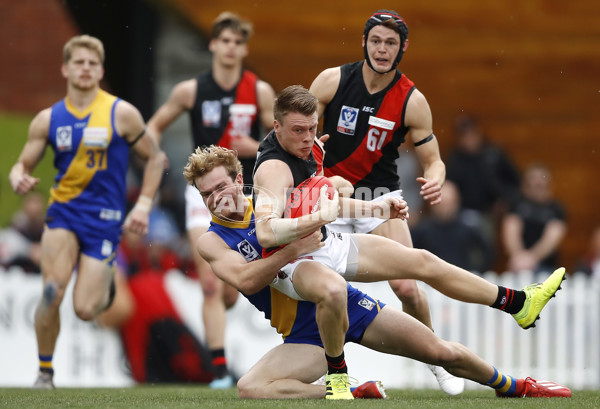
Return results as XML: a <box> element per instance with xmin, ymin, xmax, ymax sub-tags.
<box><xmin>325</xmin><ymin>351</ymin><xmax>348</xmax><ymax>374</ymax></box>
<box><xmin>490</xmin><ymin>286</ymin><xmax>526</xmax><ymax>314</ymax></box>
<box><xmin>39</xmin><ymin>354</ymin><xmax>54</xmax><ymax>375</ymax></box>
<box><xmin>485</xmin><ymin>367</ymin><xmax>519</xmax><ymax>395</ymax></box>
<box><xmin>210</xmin><ymin>348</ymin><xmax>228</xmax><ymax>378</ymax></box>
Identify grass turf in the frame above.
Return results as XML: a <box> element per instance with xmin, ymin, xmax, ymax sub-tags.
<box><xmin>1</xmin><ymin>387</ymin><xmax>599</xmax><ymax>409</ymax></box>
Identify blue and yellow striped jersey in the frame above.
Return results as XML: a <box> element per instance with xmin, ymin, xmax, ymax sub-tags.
<box><xmin>47</xmin><ymin>89</ymin><xmax>130</xmax><ymax>227</ymax></box>
<box><xmin>208</xmin><ymin>198</ymin><xmax>318</xmax><ymax>339</ymax></box>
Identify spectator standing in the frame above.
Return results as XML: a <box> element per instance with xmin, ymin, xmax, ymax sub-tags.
<box><xmin>502</xmin><ymin>163</ymin><xmax>567</xmax><ymax>273</ymax></box>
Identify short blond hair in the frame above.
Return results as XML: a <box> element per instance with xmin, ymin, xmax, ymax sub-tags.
<box><xmin>183</xmin><ymin>145</ymin><xmax>243</xmax><ymax>187</ymax></box>
<box><xmin>212</xmin><ymin>11</ymin><xmax>253</xmax><ymax>42</ymax></box>
<box><xmin>63</xmin><ymin>34</ymin><xmax>105</xmax><ymax>64</ymax></box>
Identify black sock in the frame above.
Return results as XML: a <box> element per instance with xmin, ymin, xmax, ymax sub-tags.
<box><xmin>210</xmin><ymin>348</ymin><xmax>228</xmax><ymax>378</ymax></box>
<box><xmin>325</xmin><ymin>352</ymin><xmax>347</xmax><ymax>374</ymax></box>
<box><xmin>490</xmin><ymin>286</ymin><xmax>527</xmax><ymax>314</ymax></box>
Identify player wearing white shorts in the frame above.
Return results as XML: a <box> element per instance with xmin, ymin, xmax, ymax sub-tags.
<box><xmin>252</xmin><ymin>85</ymin><xmax>568</xmax><ymax>399</ymax></box>
<box><xmin>183</xmin><ymin>144</ymin><xmax>572</xmax><ymax>400</ymax></box>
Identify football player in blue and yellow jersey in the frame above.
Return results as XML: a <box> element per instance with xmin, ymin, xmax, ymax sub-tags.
<box><xmin>9</xmin><ymin>35</ymin><xmax>164</xmax><ymax>389</ymax></box>
<box><xmin>147</xmin><ymin>12</ymin><xmax>276</xmax><ymax>387</ymax></box>
<box><xmin>181</xmin><ymin>145</ymin><xmax>571</xmax><ymax>400</ymax></box>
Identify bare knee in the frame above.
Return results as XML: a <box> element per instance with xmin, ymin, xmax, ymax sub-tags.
<box><xmin>429</xmin><ymin>341</ymin><xmax>466</xmax><ymax>367</ymax></box>
<box><xmin>41</xmin><ymin>281</ymin><xmax>66</xmax><ymax>308</ymax></box>
<box><xmin>389</xmin><ymin>279</ymin><xmax>420</xmax><ymax>302</ymax></box>
<box><xmin>73</xmin><ymin>297</ymin><xmax>106</xmax><ymax>321</ymax></box>
<box><xmin>224</xmin><ymin>287</ymin><xmax>239</xmax><ymax>309</ymax></box>
<box><xmin>318</xmin><ymin>275</ymin><xmax>348</xmax><ymax>306</ymax></box>
<box><xmin>200</xmin><ymin>272</ymin><xmax>221</xmax><ymax>299</ymax></box>
<box><xmin>237</xmin><ymin>374</ymin><xmax>260</xmax><ymax>399</ymax></box>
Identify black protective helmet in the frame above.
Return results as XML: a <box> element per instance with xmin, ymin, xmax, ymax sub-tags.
<box><xmin>363</xmin><ymin>10</ymin><xmax>408</xmax><ymax>73</ymax></box>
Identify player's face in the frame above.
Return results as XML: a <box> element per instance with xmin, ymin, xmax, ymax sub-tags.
<box><xmin>196</xmin><ymin>166</ymin><xmax>245</xmax><ymax>220</ymax></box>
<box><xmin>364</xmin><ymin>25</ymin><xmax>402</xmax><ymax>72</ymax></box>
<box><xmin>210</xmin><ymin>28</ymin><xmax>248</xmax><ymax>68</ymax></box>
<box><xmin>62</xmin><ymin>47</ymin><xmax>104</xmax><ymax>91</ymax></box>
<box><xmin>274</xmin><ymin>112</ymin><xmax>318</xmax><ymax>160</ymax></box>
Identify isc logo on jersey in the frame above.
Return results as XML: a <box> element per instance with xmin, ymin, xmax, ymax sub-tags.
<box><xmin>337</xmin><ymin>105</ymin><xmax>359</xmax><ymax>135</ymax></box>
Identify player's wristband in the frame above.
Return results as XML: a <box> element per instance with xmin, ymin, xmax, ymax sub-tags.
<box><xmin>133</xmin><ymin>195</ymin><xmax>153</xmax><ymax>213</ymax></box>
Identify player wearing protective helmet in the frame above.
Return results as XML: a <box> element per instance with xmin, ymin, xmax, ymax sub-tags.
<box><xmin>363</xmin><ymin>10</ymin><xmax>409</xmax><ymax>73</ymax></box>
<box><xmin>309</xmin><ymin>10</ymin><xmax>460</xmax><ymax>394</ymax></box>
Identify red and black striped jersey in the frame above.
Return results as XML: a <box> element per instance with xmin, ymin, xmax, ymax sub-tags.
<box><xmin>322</xmin><ymin>61</ymin><xmax>415</xmax><ymax>193</ymax></box>
<box><xmin>189</xmin><ymin>69</ymin><xmax>261</xmax><ymax>185</ymax></box>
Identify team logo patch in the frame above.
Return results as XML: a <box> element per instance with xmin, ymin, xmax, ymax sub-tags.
<box><xmin>358</xmin><ymin>297</ymin><xmax>375</xmax><ymax>311</ymax></box>
<box><xmin>337</xmin><ymin>105</ymin><xmax>359</xmax><ymax>135</ymax></box>
<box><xmin>202</xmin><ymin>100</ymin><xmax>222</xmax><ymax>127</ymax></box>
<box><xmin>83</xmin><ymin>127</ymin><xmax>109</xmax><ymax>148</ymax></box>
<box><xmin>56</xmin><ymin>125</ymin><xmax>73</xmax><ymax>151</ymax></box>
<box><xmin>237</xmin><ymin>239</ymin><xmax>260</xmax><ymax>262</ymax></box>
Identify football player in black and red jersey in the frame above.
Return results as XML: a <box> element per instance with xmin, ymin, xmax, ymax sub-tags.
<box><xmin>309</xmin><ymin>10</ymin><xmax>462</xmax><ymax>394</ymax></box>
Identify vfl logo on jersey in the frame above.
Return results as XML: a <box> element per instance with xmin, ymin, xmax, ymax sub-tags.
<box><xmin>56</xmin><ymin>126</ymin><xmax>73</xmax><ymax>151</ymax></box>
<box><xmin>358</xmin><ymin>297</ymin><xmax>376</xmax><ymax>311</ymax></box>
<box><xmin>83</xmin><ymin>127</ymin><xmax>109</xmax><ymax>148</ymax></box>
<box><xmin>238</xmin><ymin>239</ymin><xmax>260</xmax><ymax>262</ymax></box>
<box><xmin>229</xmin><ymin>104</ymin><xmax>256</xmax><ymax>137</ymax></box>
<box><xmin>337</xmin><ymin>105</ymin><xmax>359</xmax><ymax>135</ymax></box>
<box><xmin>202</xmin><ymin>100</ymin><xmax>222</xmax><ymax>128</ymax></box>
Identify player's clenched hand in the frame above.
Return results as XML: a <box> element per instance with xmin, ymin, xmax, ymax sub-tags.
<box><xmin>286</xmin><ymin>230</ymin><xmax>324</xmax><ymax>257</ymax></box>
<box><xmin>10</xmin><ymin>174</ymin><xmax>39</xmax><ymax>196</ymax></box>
<box><xmin>374</xmin><ymin>197</ymin><xmax>409</xmax><ymax>220</ymax></box>
<box><xmin>123</xmin><ymin>207</ymin><xmax>150</xmax><ymax>235</ymax></box>
<box><xmin>315</xmin><ymin>185</ymin><xmax>339</xmax><ymax>222</ymax></box>
<box><xmin>417</xmin><ymin>176</ymin><xmax>442</xmax><ymax>205</ymax></box>
<box><xmin>329</xmin><ymin>175</ymin><xmax>354</xmax><ymax>198</ymax></box>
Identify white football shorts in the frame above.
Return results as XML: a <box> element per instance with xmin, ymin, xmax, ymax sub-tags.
<box><xmin>270</xmin><ymin>229</ymin><xmax>360</xmax><ymax>300</ymax></box>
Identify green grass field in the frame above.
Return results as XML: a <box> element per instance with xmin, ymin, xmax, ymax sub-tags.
<box><xmin>0</xmin><ymin>387</ymin><xmax>599</xmax><ymax>409</ymax></box>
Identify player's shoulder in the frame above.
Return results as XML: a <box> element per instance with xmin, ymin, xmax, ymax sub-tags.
<box><xmin>172</xmin><ymin>78</ymin><xmax>198</xmax><ymax>97</ymax></box>
<box><xmin>310</xmin><ymin>66</ymin><xmax>342</xmax><ymax>101</ymax></box>
<box><xmin>114</xmin><ymin>98</ymin><xmax>142</xmax><ymax>119</ymax></box>
<box><xmin>33</xmin><ymin>107</ymin><xmax>53</xmax><ymax>123</ymax></box>
<box><xmin>28</xmin><ymin>108</ymin><xmax>52</xmax><ymax>138</ymax></box>
<box><xmin>256</xmin><ymin>78</ymin><xmax>276</xmax><ymax>99</ymax></box>
<box><xmin>197</xmin><ymin>229</ymin><xmax>229</xmax><ymax>256</ymax></box>
<box><xmin>313</xmin><ymin>66</ymin><xmax>342</xmax><ymax>86</ymax></box>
